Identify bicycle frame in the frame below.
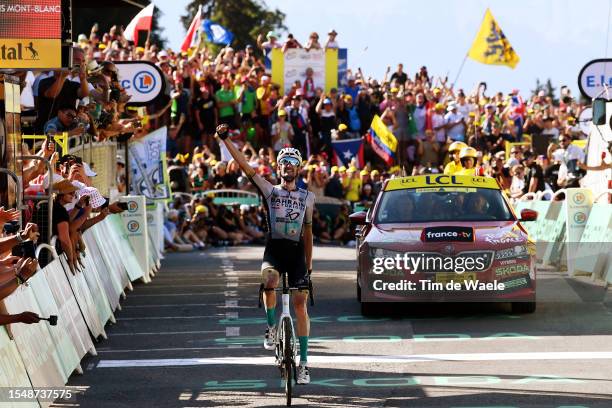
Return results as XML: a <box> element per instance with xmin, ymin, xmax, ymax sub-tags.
<box><xmin>276</xmin><ymin>272</ymin><xmax>297</xmax><ymax>363</ymax></box>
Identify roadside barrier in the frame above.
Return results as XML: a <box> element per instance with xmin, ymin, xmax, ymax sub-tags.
<box><xmin>0</xmin><ymin>209</ymin><xmax>162</xmax><ymax>405</ymax></box>
<box><xmin>513</xmin><ymin>188</ymin><xmax>612</xmax><ymax>284</ymax></box>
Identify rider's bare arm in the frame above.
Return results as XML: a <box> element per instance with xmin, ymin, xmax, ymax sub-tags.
<box><xmin>303</xmin><ymin>192</ymin><xmax>315</xmax><ymax>270</ymax></box>
<box><xmin>215</xmin><ymin>124</ymin><xmax>255</xmax><ymax>178</ymax></box>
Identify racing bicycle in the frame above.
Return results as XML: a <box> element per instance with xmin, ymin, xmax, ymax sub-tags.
<box><xmin>259</xmin><ymin>272</ymin><xmax>314</xmax><ymax>406</ymax></box>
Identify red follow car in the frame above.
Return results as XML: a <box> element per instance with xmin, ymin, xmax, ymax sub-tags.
<box><xmin>350</xmin><ymin>175</ymin><xmax>537</xmax><ymax>315</ymax></box>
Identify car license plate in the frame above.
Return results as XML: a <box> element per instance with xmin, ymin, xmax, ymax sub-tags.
<box><xmin>435</xmin><ymin>272</ymin><xmax>477</xmax><ymax>285</ymax></box>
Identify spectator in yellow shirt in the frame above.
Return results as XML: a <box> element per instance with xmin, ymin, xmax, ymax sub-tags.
<box><xmin>343</xmin><ymin>166</ymin><xmax>362</xmax><ymax>202</ymax></box>
<box><xmin>443</xmin><ymin>141</ymin><xmax>468</xmax><ymax>175</ymax></box>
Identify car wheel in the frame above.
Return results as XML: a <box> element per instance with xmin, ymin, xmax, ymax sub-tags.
<box><xmin>360</xmin><ymin>301</ymin><xmax>377</xmax><ymax>316</ymax></box>
<box><xmin>511</xmin><ymin>301</ymin><xmax>536</xmax><ymax>314</ymax></box>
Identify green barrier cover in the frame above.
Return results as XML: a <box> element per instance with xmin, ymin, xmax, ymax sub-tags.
<box><xmin>59</xmin><ymin>256</ymin><xmax>105</xmax><ymax>339</ymax></box>
<box><xmin>107</xmin><ymin>215</ymin><xmax>146</xmax><ymax>282</ymax></box>
<box><xmin>530</xmin><ymin>201</ymin><xmax>550</xmax><ymax>243</ymax></box>
<box><xmin>82</xmin><ymin>230</ymin><xmax>124</xmax><ymax>310</ymax></box>
<box><xmin>213</xmin><ymin>196</ymin><xmax>260</xmax><ymax>206</ymax></box>
<box><xmin>574</xmin><ymin>203</ymin><xmax>612</xmax><ymax>276</ymax></box>
<box><xmin>0</xmin><ymin>327</ymin><xmax>38</xmax><ymax>408</ymax></box>
<box><xmin>91</xmin><ymin>219</ymin><xmax>132</xmax><ymax>288</ymax></box>
<box><xmin>3</xmin><ymin>273</ymin><xmax>67</xmax><ymax>388</ymax></box>
<box><xmin>541</xmin><ymin>201</ymin><xmax>567</xmax><ymax>267</ymax></box>
<box><xmin>29</xmin><ymin>270</ymin><xmax>81</xmax><ymax>381</ymax></box>
<box><xmin>80</xmin><ymin>247</ymin><xmax>114</xmax><ymax>329</ymax></box>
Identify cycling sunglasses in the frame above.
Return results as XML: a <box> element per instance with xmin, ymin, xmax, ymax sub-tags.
<box><xmin>278</xmin><ymin>157</ymin><xmax>301</xmax><ymax>166</ymax></box>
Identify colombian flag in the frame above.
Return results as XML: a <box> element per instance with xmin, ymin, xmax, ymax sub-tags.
<box><xmin>367</xmin><ymin>115</ymin><xmax>398</xmax><ymax>166</ymax></box>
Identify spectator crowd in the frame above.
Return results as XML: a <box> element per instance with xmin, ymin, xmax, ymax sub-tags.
<box><xmin>0</xmin><ymin>23</ymin><xmax>598</xmax><ymax>324</ymax></box>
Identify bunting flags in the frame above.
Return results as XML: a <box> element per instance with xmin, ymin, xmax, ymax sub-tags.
<box><xmin>468</xmin><ymin>8</ymin><xmax>520</xmax><ymax>69</ymax></box>
<box><xmin>124</xmin><ymin>3</ymin><xmax>154</xmax><ymax>44</ymax></box>
<box><xmin>367</xmin><ymin>115</ymin><xmax>398</xmax><ymax>166</ymax></box>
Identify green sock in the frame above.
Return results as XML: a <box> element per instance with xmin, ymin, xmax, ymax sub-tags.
<box><xmin>266</xmin><ymin>307</ymin><xmax>276</xmax><ymax>327</ymax></box>
<box><xmin>298</xmin><ymin>336</ymin><xmax>308</xmax><ymax>363</ymax></box>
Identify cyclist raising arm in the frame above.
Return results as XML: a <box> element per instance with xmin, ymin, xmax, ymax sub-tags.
<box><xmin>216</xmin><ymin>124</ymin><xmax>314</xmax><ymax>384</ymax></box>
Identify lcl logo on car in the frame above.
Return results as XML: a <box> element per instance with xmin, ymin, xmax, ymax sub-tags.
<box><xmin>421</xmin><ymin>226</ymin><xmax>474</xmax><ymax>242</ymax></box>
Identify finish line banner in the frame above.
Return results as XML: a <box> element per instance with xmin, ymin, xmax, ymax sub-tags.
<box><xmin>271</xmin><ymin>48</ymin><xmax>343</xmax><ymax>95</ymax></box>
<box><xmin>128</xmin><ymin>126</ymin><xmax>170</xmax><ymax>200</ymax></box>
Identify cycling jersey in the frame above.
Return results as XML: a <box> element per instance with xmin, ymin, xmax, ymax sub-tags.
<box><xmin>250</xmin><ymin>174</ymin><xmax>315</xmax><ymax>242</ymax></box>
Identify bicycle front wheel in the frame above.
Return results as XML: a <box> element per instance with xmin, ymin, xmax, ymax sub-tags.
<box><xmin>282</xmin><ymin>317</ymin><xmax>294</xmax><ymax>406</ymax></box>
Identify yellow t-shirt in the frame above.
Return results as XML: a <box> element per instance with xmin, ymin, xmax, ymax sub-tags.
<box><xmin>343</xmin><ymin>177</ymin><xmax>362</xmax><ymax>202</ymax></box>
<box><xmin>455</xmin><ymin>167</ymin><xmax>477</xmax><ymax>176</ymax></box>
<box><xmin>443</xmin><ymin>161</ymin><xmax>463</xmax><ymax>175</ymax></box>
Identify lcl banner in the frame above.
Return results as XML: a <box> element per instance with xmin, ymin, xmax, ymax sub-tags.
<box><xmin>0</xmin><ymin>0</ymin><xmax>70</xmax><ymax>69</ymax></box>
<box><xmin>114</xmin><ymin>61</ymin><xmax>166</xmax><ymax>105</ymax></box>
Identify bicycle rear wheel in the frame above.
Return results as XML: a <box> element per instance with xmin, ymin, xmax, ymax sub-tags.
<box><xmin>282</xmin><ymin>317</ymin><xmax>294</xmax><ymax>406</ymax></box>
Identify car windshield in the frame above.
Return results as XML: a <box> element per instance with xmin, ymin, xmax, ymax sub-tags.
<box><xmin>374</xmin><ymin>187</ymin><xmax>515</xmax><ymax>223</ymax></box>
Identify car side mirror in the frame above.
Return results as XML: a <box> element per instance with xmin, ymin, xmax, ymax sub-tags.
<box><xmin>520</xmin><ymin>208</ymin><xmax>538</xmax><ymax>222</ymax></box>
<box><xmin>349</xmin><ymin>211</ymin><xmax>368</xmax><ymax>225</ymax></box>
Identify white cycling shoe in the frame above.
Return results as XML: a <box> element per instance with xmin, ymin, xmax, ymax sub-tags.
<box><xmin>264</xmin><ymin>326</ymin><xmax>276</xmax><ymax>350</ymax></box>
<box><xmin>296</xmin><ymin>364</ymin><xmax>310</xmax><ymax>384</ymax></box>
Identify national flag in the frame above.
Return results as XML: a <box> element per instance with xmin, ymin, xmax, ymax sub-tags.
<box><xmin>468</xmin><ymin>8</ymin><xmax>520</xmax><ymax>69</ymax></box>
<box><xmin>180</xmin><ymin>6</ymin><xmax>202</xmax><ymax>52</ymax></box>
<box><xmin>202</xmin><ymin>19</ymin><xmax>234</xmax><ymax>45</ymax></box>
<box><xmin>367</xmin><ymin>115</ymin><xmax>398</xmax><ymax>165</ymax></box>
<box><xmin>332</xmin><ymin>138</ymin><xmax>364</xmax><ymax>168</ymax></box>
<box><xmin>124</xmin><ymin>3</ymin><xmax>155</xmax><ymax>43</ymax></box>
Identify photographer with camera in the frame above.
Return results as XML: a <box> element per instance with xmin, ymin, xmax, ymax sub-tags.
<box><xmin>44</xmin><ymin>105</ymin><xmax>87</xmax><ymax>137</ymax></box>
<box><xmin>35</xmin><ymin>47</ymin><xmax>90</xmax><ymax>134</ymax></box>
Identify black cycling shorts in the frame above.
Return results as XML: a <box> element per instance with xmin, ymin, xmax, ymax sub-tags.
<box><xmin>261</xmin><ymin>239</ymin><xmax>308</xmax><ymax>288</ymax></box>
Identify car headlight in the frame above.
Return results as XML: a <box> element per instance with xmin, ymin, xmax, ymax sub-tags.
<box><xmin>370</xmin><ymin>248</ymin><xmax>398</xmax><ymax>258</ymax></box>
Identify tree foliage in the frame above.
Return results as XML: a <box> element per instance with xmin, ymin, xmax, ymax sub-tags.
<box><xmin>181</xmin><ymin>0</ymin><xmax>286</xmax><ymax>51</ymax></box>
<box><xmin>531</xmin><ymin>78</ymin><xmax>558</xmax><ymax>104</ymax></box>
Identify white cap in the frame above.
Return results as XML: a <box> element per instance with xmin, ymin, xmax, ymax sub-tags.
<box><xmin>158</xmin><ymin>50</ymin><xmax>169</xmax><ymax>58</ymax></box>
<box><xmin>83</xmin><ymin>162</ymin><xmax>97</xmax><ymax>177</ymax></box>
<box><xmin>79</xmin><ymin>186</ymin><xmax>106</xmax><ymax>209</ymax></box>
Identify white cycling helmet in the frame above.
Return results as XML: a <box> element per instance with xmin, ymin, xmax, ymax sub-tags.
<box><xmin>277</xmin><ymin>147</ymin><xmax>303</xmax><ymax>165</ymax></box>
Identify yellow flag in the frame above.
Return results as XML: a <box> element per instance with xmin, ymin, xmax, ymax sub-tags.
<box><xmin>468</xmin><ymin>8</ymin><xmax>520</xmax><ymax>69</ymax></box>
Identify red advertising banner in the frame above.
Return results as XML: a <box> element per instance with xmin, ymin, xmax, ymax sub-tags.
<box><xmin>0</xmin><ymin>1</ymin><xmax>61</xmax><ymax>39</ymax></box>
<box><xmin>0</xmin><ymin>0</ymin><xmax>63</xmax><ymax>68</ymax></box>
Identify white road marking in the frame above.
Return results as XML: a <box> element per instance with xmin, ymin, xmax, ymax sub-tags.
<box><xmin>118</xmin><ymin>315</ymin><xmax>222</xmax><ymax>320</ymax></box>
<box><xmin>225</xmin><ymin>300</ymin><xmax>238</xmax><ymax>308</ymax></box>
<box><xmin>225</xmin><ymin>312</ymin><xmax>239</xmax><ymax>319</ymax></box>
<box><xmin>97</xmin><ymin>346</ymin><xmax>260</xmax><ymax>354</ymax></box>
<box><xmin>97</xmin><ymin>351</ymin><xmax>612</xmax><ymax>368</ymax></box>
<box><xmin>226</xmin><ymin>282</ymin><xmax>239</xmax><ymax>287</ymax></box>
<box><xmin>122</xmin><ymin>303</ymin><xmax>223</xmax><ymax>308</ymax></box>
<box><xmin>111</xmin><ymin>330</ymin><xmax>225</xmax><ymax>336</ymax></box>
<box><xmin>225</xmin><ymin>327</ymin><xmax>240</xmax><ymax>337</ymax></box>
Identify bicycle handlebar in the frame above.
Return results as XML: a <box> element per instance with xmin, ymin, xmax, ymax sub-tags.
<box><xmin>257</xmin><ymin>279</ymin><xmax>315</xmax><ymax>307</ymax></box>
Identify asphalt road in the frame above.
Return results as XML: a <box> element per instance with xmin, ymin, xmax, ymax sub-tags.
<box><xmin>55</xmin><ymin>245</ymin><xmax>612</xmax><ymax>408</ymax></box>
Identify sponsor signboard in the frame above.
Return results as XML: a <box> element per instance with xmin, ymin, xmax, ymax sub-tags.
<box><xmin>578</xmin><ymin>59</ymin><xmax>612</xmax><ymax>99</ymax></box>
<box><xmin>128</xmin><ymin>126</ymin><xmax>170</xmax><ymax>200</ymax></box>
<box><xmin>0</xmin><ymin>0</ymin><xmax>70</xmax><ymax>69</ymax></box>
<box><xmin>115</xmin><ymin>61</ymin><xmax>166</xmax><ymax>104</ymax></box>
<box><xmin>565</xmin><ymin>188</ymin><xmax>594</xmax><ymax>275</ymax></box>
<box><xmin>421</xmin><ymin>226</ymin><xmax>474</xmax><ymax>242</ymax></box>
<box><xmin>120</xmin><ymin>195</ymin><xmax>151</xmax><ymax>282</ymax></box>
